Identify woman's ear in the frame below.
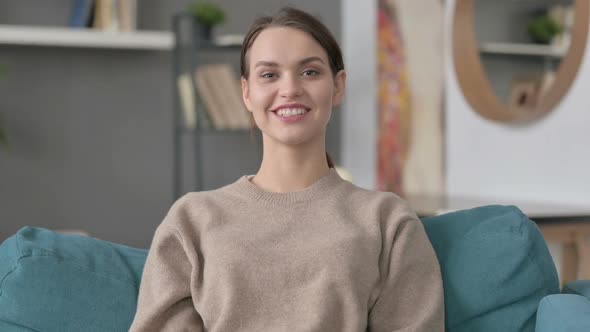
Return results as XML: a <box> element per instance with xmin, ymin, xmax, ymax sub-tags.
<box><xmin>332</xmin><ymin>70</ymin><xmax>346</xmax><ymax>107</ymax></box>
<box><xmin>241</xmin><ymin>77</ymin><xmax>253</xmax><ymax>112</ymax></box>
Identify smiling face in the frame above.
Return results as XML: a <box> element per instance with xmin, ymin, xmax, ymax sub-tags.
<box><xmin>241</xmin><ymin>26</ymin><xmax>345</xmax><ymax>147</ymax></box>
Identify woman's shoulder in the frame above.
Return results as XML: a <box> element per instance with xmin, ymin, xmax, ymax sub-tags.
<box><xmin>340</xmin><ymin>182</ymin><xmax>417</xmax><ymax>221</ymax></box>
<box><xmin>172</xmin><ymin>187</ymin><xmax>235</xmax><ymax>212</ymax></box>
<box><xmin>159</xmin><ymin>187</ymin><xmax>236</xmax><ymax>229</ymax></box>
<box><xmin>343</xmin><ymin>181</ymin><xmax>408</xmax><ymax>204</ymax></box>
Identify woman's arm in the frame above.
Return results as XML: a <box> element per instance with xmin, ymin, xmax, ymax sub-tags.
<box><xmin>129</xmin><ymin>223</ymin><xmax>203</xmax><ymax>331</ymax></box>
<box><xmin>368</xmin><ymin>216</ymin><xmax>445</xmax><ymax>332</ymax></box>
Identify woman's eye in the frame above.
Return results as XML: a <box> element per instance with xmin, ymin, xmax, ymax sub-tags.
<box><xmin>261</xmin><ymin>72</ymin><xmax>276</xmax><ymax>79</ymax></box>
<box><xmin>302</xmin><ymin>70</ymin><xmax>319</xmax><ymax>77</ymax></box>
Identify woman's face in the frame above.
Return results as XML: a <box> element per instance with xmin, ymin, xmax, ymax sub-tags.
<box><xmin>242</xmin><ymin>26</ymin><xmax>345</xmax><ymax>147</ymax></box>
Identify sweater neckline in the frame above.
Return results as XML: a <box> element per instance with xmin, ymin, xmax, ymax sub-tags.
<box><xmin>228</xmin><ymin>168</ymin><xmax>344</xmax><ymax>204</ymax></box>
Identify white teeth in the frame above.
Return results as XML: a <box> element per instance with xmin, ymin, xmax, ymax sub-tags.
<box><xmin>276</xmin><ymin>108</ymin><xmax>307</xmax><ymax>117</ymax></box>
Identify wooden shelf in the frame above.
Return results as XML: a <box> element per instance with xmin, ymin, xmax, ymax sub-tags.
<box><xmin>0</xmin><ymin>25</ymin><xmax>173</xmax><ymax>50</ymax></box>
<box><xmin>479</xmin><ymin>42</ymin><xmax>566</xmax><ymax>58</ymax></box>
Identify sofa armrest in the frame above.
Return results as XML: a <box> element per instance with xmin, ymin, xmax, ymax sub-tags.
<box><xmin>535</xmin><ymin>294</ymin><xmax>590</xmax><ymax>332</ymax></box>
<box><xmin>563</xmin><ymin>280</ymin><xmax>590</xmax><ymax>299</ymax></box>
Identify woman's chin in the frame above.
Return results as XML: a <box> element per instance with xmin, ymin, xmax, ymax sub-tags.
<box><xmin>264</xmin><ymin>130</ymin><xmax>323</xmax><ymax>147</ymax></box>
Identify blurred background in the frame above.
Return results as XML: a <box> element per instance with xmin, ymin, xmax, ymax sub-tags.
<box><xmin>0</xmin><ymin>0</ymin><xmax>588</xmax><ymax>267</ymax></box>
<box><xmin>0</xmin><ymin>0</ymin><xmax>342</xmax><ymax>247</ymax></box>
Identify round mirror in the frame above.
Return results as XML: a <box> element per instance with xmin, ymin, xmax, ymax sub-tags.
<box><xmin>453</xmin><ymin>0</ymin><xmax>589</xmax><ymax>124</ymax></box>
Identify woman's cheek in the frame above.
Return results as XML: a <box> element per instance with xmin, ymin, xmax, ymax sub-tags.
<box><xmin>250</xmin><ymin>85</ymin><xmax>275</xmax><ymax>112</ymax></box>
<box><xmin>313</xmin><ymin>85</ymin><xmax>334</xmax><ymax>111</ymax></box>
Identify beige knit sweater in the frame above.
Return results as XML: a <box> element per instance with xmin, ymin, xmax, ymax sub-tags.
<box><xmin>129</xmin><ymin>169</ymin><xmax>444</xmax><ymax>331</ymax></box>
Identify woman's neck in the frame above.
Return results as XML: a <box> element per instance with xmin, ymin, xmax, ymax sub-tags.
<box><xmin>251</xmin><ymin>144</ymin><xmax>331</xmax><ymax>193</ymax></box>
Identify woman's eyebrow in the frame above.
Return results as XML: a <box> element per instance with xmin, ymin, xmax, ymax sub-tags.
<box><xmin>254</xmin><ymin>56</ymin><xmax>325</xmax><ymax>68</ymax></box>
<box><xmin>255</xmin><ymin>60</ymin><xmax>279</xmax><ymax>68</ymax></box>
<box><xmin>299</xmin><ymin>56</ymin><xmax>325</xmax><ymax>66</ymax></box>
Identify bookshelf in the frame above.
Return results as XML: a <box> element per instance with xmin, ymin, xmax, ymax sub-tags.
<box><xmin>172</xmin><ymin>13</ymin><xmax>259</xmax><ymax>198</ymax></box>
<box><xmin>477</xmin><ymin>41</ymin><xmax>567</xmax><ymax>103</ymax></box>
<box><xmin>0</xmin><ymin>25</ymin><xmax>173</xmax><ymax>51</ymax></box>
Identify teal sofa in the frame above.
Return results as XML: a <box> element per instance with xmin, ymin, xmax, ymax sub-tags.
<box><xmin>1</xmin><ymin>205</ymin><xmax>589</xmax><ymax>331</ymax></box>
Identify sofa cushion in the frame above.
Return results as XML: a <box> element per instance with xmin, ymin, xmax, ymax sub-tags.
<box><xmin>563</xmin><ymin>280</ymin><xmax>590</xmax><ymax>299</ymax></box>
<box><xmin>0</xmin><ymin>320</ymin><xmax>35</xmax><ymax>332</ymax></box>
<box><xmin>421</xmin><ymin>205</ymin><xmax>560</xmax><ymax>332</ymax></box>
<box><xmin>0</xmin><ymin>227</ymin><xmax>148</xmax><ymax>332</ymax></box>
<box><xmin>0</xmin><ymin>206</ymin><xmax>560</xmax><ymax>332</ymax></box>
<box><xmin>535</xmin><ymin>294</ymin><xmax>590</xmax><ymax>332</ymax></box>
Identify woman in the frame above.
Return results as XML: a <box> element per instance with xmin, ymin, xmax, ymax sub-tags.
<box><xmin>130</xmin><ymin>7</ymin><xmax>444</xmax><ymax>332</ymax></box>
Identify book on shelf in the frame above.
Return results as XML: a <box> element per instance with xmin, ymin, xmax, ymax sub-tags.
<box><xmin>117</xmin><ymin>0</ymin><xmax>137</xmax><ymax>32</ymax></box>
<box><xmin>177</xmin><ymin>73</ymin><xmax>197</xmax><ymax>129</ymax></box>
<box><xmin>68</xmin><ymin>0</ymin><xmax>95</xmax><ymax>28</ymax></box>
<box><xmin>194</xmin><ymin>64</ymin><xmax>252</xmax><ymax>130</ymax></box>
<box><xmin>92</xmin><ymin>0</ymin><xmax>137</xmax><ymax>32</ymax></box>
<box><xmin>195</xmin><ymin>66</ymin><xmax>229</xmax><ymax>129</ymax></box>
<box><xmin>206</xmin><ymin>64</ymin><xmax>252</xmax><ymax>129</ymax></box>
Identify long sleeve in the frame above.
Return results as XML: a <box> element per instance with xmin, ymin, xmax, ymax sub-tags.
<box><xmin>368</xmin><ymin>217</ymin><xmax>445</xmax><ymax>332</ymax></box>
<box><xmin>129</xmin><ymin>223</ymin><xmax>203</xmax><ymax>332</ymax></box>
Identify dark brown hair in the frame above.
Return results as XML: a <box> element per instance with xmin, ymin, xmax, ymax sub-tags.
<box><xmin>241</xmin><ymin>7</ymin><xmax>343</xmax><ymax>168</ymax></box>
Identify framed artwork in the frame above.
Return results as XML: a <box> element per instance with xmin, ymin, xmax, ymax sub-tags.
<box><xmin>377</xmin><ymin>0</ymin><xmax>445</xmax><ymax>197</ymax></box>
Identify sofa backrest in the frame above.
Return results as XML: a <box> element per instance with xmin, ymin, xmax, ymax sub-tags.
<box><xmin>0</xmin><ymin>227</ymin><xmax>147</xmax><ymax>332</ymax></box>
<box><xmin>0</xmin><ymin>205</ymin><xmax>560</xmax><ymax>331</ymax></box>
<box><xmin>422</xmin><ymin>205</ymin><xmax>560</xmax><ymax>331</ymax></box>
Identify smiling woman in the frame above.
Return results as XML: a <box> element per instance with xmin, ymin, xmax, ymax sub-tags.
<box><xmin>239</xmin><ymin>9</ymin><xmax>346</xmax><ymax>173</ymax></box>
<box><xmin>129</xmin><ymin>7</ymin><xmax>444</xmax><ymax>332</ymax></box>
<box><xmin>240</xmin><ymin>26</ymin><xmax>345</xmax><ymax>157</ymax></box>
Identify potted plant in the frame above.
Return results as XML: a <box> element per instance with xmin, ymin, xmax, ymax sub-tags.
<box><xmin>188</xmin><ymin>1</ymin><xmax>226</xmax><ymax>42</ymax></box>
<box><xmin>528</xmin><ymin>15</ymin><xmax>563</xmax><ymax>44</ymax></box>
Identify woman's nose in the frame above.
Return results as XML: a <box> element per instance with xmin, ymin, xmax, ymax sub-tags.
<box><xmin>279</xmin><ymin>74</ymin><xmax>303</xmax><ymax>98</ymax></box>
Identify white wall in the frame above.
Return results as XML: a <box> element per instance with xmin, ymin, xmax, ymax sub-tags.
<box><xmin>341</xmin><ymin>0</ymin><xmax>377</xmax><ymax>189</ymax></box>
<box><xmin>342</xmin><ymin>0</ymin><xmax>590</xmax><ymax>207</ymax></box>
<box><xmin>445</xmin><ymin>0</ymin><xmax>590</xmax><ymax>207</ymax></box>
<box><xmin>342</xmin><ymin>0</ymin><xmax>583</xmax><ymax>281</ymax></box>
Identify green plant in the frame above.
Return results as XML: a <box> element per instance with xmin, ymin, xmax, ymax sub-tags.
<box><xmin>188</xmin><ymin>2</ymin><xmax>225</xmax><ymax>27</ymax></box>
<box><xmin>527</xmin><ymin>15</ymin><xmax>563</xmax><ymax>44</ymax></box>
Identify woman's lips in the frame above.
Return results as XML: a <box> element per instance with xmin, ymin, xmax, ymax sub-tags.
<box><xmin>271</xmin><ymin>103</ymin><xmax>310</xmax><ymax>112</ymax></box>
<box><xmin>271</xmin><ymin>109</ymin><xmax>310</xmax><ymax>123</ymax></box>
<box><xmin>270</xmin><ymin>103</ymin><xmax>311</xmax><ymax>123</ymax></box>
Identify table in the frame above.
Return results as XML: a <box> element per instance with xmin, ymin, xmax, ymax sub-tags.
<box><xmin>406</xmin><ymin>194</ymin><xmax>590</xmax><ymax>286</ymax></box>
